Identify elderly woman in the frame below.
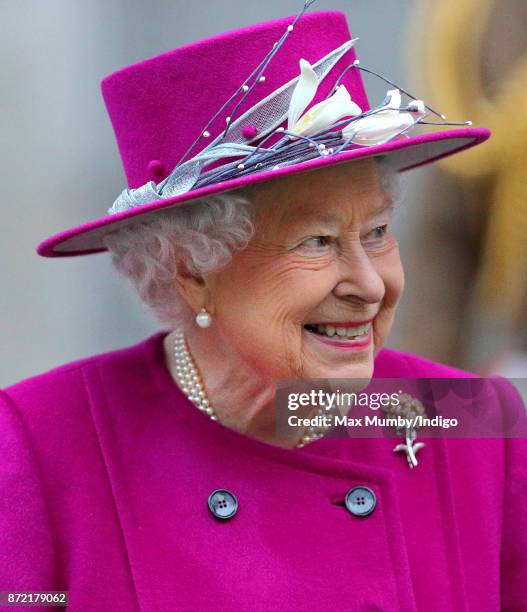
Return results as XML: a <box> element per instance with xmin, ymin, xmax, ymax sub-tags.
<box><xmin>2</xmin><ymin>6</ymin><xmax>526</xmax><ymax>612</ymax></box>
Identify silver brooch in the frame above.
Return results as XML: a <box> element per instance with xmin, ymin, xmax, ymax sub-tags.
<box><xmin>382</xmin><ymin>393</ymin><xmax>426</xmax><ymax>469</ymax></box>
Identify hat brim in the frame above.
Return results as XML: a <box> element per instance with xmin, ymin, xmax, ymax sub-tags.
<box><xmin>37</xmin><ymin>127</ymin><xmax>490</xmax><ymax>257</ymax></box>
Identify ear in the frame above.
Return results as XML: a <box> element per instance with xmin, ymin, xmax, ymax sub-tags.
<box><xmin>173</xmin><ymin>264</ymin><xmax>214</xmax><ymax>315</ymax></box>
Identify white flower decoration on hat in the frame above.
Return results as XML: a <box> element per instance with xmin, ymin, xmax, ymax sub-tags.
<box><xmin>288</xmin><ymin>59</ymin><xmax>362</xmax><ymax>137</ymax></box>
<box><xmin>105</xmin><ymin>0</ymin><xmax>471</xmax><ymax>218</ymax></box>
<box><xmin>343</xmin><ymin>89</ymin><xmax>427</xmax><ymax>145</ymax></box>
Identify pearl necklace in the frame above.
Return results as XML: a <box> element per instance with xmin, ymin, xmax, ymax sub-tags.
<box><xmin>172</xmin><ymin>329</ymin><xmax>332</xmax><ymax>448</ymax></box>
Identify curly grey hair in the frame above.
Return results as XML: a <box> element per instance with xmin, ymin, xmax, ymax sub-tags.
<box><xmin>102</xmin><ymin>157</ymin><xmax>404</xmax><ymax>330</ymax></box>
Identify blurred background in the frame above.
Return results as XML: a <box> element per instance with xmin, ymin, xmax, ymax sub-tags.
<box><xmin>2</xmin><ymin>0</ymin><xmax>526</xmax><ymax>386</ymax></box>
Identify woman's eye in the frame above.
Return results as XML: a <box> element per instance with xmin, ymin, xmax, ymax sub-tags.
<box><xmin>368</xmin><ymin>225</ymin><xmax>388</xmax><ymax>239</ymax></box>
<box><xmin>361</xmin><ymin>224</ymin><xmax>391</xmax><ymax>249</ymax></box>
<box><xmin>300</xmin><ymin>236</ymin><xmax>331</xmax><ymax>249</ymax></box>
<box><xmin>373</xmin><ymin>224</ymin><xmax>388</xmax><ymax>237</ymax></box>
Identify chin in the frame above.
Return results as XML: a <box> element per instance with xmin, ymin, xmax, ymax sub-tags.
<box><xmin>303</xmin><ymin>357</ymin><xmax>374</xmax><ymax>381</ymax></box>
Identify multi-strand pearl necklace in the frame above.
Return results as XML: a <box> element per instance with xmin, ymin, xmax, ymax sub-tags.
<box><xmin>172</xmin><ymin>329</ymin><xmax>332</xmax><ymax>448</ymax></box>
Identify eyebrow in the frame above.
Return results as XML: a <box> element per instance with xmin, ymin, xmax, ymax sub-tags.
<box><xmin>367</xmin><ymin>199</ymin><xmax>395</xmax><ymax>218</ymax></box>
<box><xmin>290</xmin><ymin>198</ymin><xmax>395</xmax><ymax>228</ymax></box>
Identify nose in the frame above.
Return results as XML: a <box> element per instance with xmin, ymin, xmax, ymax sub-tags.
<box><xmin>332</xmin><ymin>245</ymin><xmax>385</xmax><ymax>305</ymax></box>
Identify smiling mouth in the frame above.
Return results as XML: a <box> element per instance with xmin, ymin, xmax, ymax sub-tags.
<box><xmin>302</xmin><ymin>321</ymin><xmax>372</xmax><ymax>340</ymax></box>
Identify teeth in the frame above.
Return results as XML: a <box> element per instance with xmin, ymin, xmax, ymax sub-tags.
<box><xmin>313</xmin><ymin>323</ymin><xmax>370</xmax><ymax>338</ymax></box>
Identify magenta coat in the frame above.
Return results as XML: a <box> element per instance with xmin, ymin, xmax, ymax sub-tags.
<box><xmin>1</xmin><ymin>330</ymin><xmax>526</xmax><ymax>611</ymax></box>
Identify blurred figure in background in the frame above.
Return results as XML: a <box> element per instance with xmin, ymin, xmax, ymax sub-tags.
<box><xmin>399</xmin><ymin>0</ymin><xmax>527</xmax><ymax>375</ymax></box>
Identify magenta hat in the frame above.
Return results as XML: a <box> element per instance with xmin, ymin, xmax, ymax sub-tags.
<box><xmin>36</xmin><ymin>7</ymin><xmax>490</xmax><ymax>258</ymax></box>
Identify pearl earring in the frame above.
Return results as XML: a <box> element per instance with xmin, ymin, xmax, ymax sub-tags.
<box><xmin>195</xmin><ymin>307</ymin><xmax>212</xmax><ymax>328</ymax></box>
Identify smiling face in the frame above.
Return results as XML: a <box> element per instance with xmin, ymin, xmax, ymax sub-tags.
<box><xmin>199</xmin><ymin>158</ymin><xmax>404</xmax><ymax>381</ymax></box>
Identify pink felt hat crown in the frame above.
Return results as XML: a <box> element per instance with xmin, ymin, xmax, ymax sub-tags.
<box><xmin>36</xmin><ymin>7</ymin><xmax>491</xmax><ymax>258</ymax></box>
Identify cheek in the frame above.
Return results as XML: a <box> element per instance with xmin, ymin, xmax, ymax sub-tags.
<box><xmin>373</xmin><ymin>248</ymin><xmax>405</xmax><ymax>347</ymax></box>
<box><xmin>221</xmin><ymin>250</ymin><xmax>336</xmax><ymax>325</ymax></box>
<box><xmin>380</xmin><ymin>248</ymin><xmax>405</xmax><ymax>304</ymax></box>
<box><xmin>211</xmin><ymin>252</ymin><xmax>339</xmax><ymax>377</ymax></box>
